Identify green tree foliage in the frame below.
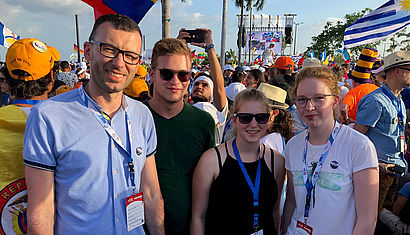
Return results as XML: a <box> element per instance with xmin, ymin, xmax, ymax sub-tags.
<box><xmin>306</xmin><ymin>8</ymin><xmax>380</xmax><ymax>61</ymax></box>
<box><xmin>225</xmin><ymin>49</ymin><xmax>238</xmax><ymax>66</ymax></box>
<box><xmin>234</xmin><ymin>0</ymin><xmax>265</xmax><ymax>11</ymax></box>
<box><xmin>386</xmin><ymin>28</ymin><xmax>410</xmax><ymax>53</ymax></box>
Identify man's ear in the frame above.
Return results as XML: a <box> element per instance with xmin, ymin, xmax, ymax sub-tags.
<box><xmin>84</xmin><ymin>41</ymin><xmax>93</xmax><ymax>62</ymax></box>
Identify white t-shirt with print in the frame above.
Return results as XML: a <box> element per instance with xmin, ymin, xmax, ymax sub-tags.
<box><xmin>285</xmin><ymin>125</ymin><xmax>378</xmax><ymax>235</ymax></box>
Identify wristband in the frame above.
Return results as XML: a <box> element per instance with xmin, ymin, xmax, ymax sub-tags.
<box><xmin>205</xmin><ymin>44</ymin><xmax>214</xmax><ymax>52</ymax></box>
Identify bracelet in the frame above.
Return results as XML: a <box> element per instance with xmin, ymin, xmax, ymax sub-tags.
<box><xmin>205</xmin><ymin>44</ymin><xmax>214</xmax><ymax>52</ymax></box>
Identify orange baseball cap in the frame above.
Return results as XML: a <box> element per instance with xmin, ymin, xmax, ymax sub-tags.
<box><xmin>271</xmin><ymin>56</ymin><xmax>294</xmax><ymax>70</ymax></box>
<box><xmin>124</xmin><ymin>77</ymin><xmax>149</xmax><ymax>98</ymax></box>
<box><xmin>6</xmin><ymin>38</ymin><xmax>60</xmax><ymax>81</ymax></box>
<box><xmin>136</xmin><ymin>65</ymin><xmax>148</xmax><ymax>78</ymax></box>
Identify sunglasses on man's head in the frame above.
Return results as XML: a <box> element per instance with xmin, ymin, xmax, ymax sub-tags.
<box><xmin>156</xmin><ymin>68</ymin><xmax>191</xmax><ymax>82</ymax></box>
<box><xmin>233</xmin><ymin>113</ymin><xmax>270</xmax><ymax>124</ymax></box>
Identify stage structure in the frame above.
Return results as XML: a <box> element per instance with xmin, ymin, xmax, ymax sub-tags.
<box><xmin>237</xmin><ymin>14</ymin><xmax>297</xmax><ymax>65</ymax></box>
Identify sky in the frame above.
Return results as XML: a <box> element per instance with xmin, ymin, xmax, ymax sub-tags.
<box><xmin>0</xmin><ymin>0</ymin><xmax>388</xmax><ymax>61</ymax></box>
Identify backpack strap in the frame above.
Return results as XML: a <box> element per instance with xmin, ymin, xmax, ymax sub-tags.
<box><xmin>271</xmin><ymin>148</ymin><xmax>275</xmax><ymax>174</ymax></box>
<box><xmin>214</xmin><ymin>147</ymin><xmax>223</xmax><ymax>171</ymax></box>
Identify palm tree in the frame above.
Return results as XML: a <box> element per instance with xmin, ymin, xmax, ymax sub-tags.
<box><xmin>220</xmin><ymin>0</ymin><xmax>228</xmax><ymax>68</ymax></box>
<box><xmin>161</xmin><ymin>0</ymin><xmax>186</xmax><ymax>38</ymax></box>
<box><xmin>225</xmin><ymin>49</ymin><xmax>238</xmax><ymax>65</ymax></box>
<box><xmin>234</xmin><ymin>0</ymin><xmax>266</xmax><ymax>64</ymax></box>
<box><xmin>235</xmin><ymin>0</ymin><xmax>265</xmax><ymax>10</ymax></box>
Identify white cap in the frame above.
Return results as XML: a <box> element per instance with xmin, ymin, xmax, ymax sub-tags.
<box><xmin>224</xmin><ymin>65</ymin><xmax>234</xmax><ymax>71</ymax></box>
<box><xmin>225</xmin><ymin>82</ymin><xmax>246</xmax><ymax>101</ymax></box>
<box><xmin>193</xmin><ymin>76</ymin><xmax>214</xmax><ymax>101</ymax></box>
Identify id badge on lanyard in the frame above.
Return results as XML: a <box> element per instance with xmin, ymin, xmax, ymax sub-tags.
<box><xmin>126</xmin><ymin>192</ymin><xmax>145</xmax><ymax>231</ymax></box>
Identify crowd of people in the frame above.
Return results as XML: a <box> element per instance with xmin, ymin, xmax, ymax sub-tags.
<box><xmin>0</xmin><ymin>13</ymin><xmax>410</xmax><ymax>235</ymax></box>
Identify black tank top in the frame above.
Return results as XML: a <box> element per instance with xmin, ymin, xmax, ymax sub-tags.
<box><xmin>205</xmin><ymin>143</ymin><xmax>278</xmax><ymax>235</ymax></box>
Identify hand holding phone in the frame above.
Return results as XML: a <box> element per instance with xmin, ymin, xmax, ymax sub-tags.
<box><xmin>182</xmin><ymin>30</ymin><xmax>205</xmax><ymax>43</ymax></box>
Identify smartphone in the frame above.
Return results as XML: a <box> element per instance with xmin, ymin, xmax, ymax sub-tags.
<box><xmin>183</xmin><ymin>30</ymin><xmax>205</xmax><ymax>43</ymax></box>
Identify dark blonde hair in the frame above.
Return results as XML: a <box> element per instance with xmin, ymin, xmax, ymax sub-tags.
<box><xmin>233</xmin><ymin>88</ymin><xmax>270</xmax><ymax>114</ymax></box>
<box><xmin>151</xmin><ymin>38</ymin><xmax>191</xmax><ymax>69</ymax></box>
<box><xmin>293</xmin><ymin>66</ymin><xmax>340</xmax><ymax>99</ymax></box>
<box><xmin>293</xmin><ymin>66</ymin><xmax>340</xmax><ymax>119</ymax></box>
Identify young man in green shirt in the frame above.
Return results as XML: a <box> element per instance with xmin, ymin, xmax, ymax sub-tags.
<box><xmin>146</xmin><ymin>37</ymin><xmax>215</xmax><ymax>235</ymax></box>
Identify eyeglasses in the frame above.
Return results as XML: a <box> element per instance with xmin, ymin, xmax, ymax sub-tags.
<box><xmin>155</xmin><ymin>68</ymin><xmax>191</xmax><ymax>82</ymax></box>
<box><xmin>399</xmin><ymin>67</ymin><xmax>410</xmax><ymax>72</ymax></box>
<box><xmin>294</xmin><ymin>94</ymin><xmax>335</xmax><ymax>108</ymax></box>
<box><xmin>233</xmin><ymin>113</ymin><xmax>270</xmax><ymax>124</ymax></box>
<box><xmin>90</xmin><ymin>40</ymin><xmax>141</xmax><ymax>65</ymax></box>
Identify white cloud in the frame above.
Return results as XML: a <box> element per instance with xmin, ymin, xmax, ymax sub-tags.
<box><xmin>4</xmin><ymin>0</ymin><xmax>89</xmax><ymax>16</ymax></box>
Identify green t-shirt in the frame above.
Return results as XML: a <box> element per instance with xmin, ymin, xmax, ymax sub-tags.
<box><xmin>145</xmin><ymin>101</ymin><xmax>215</xmax><ymax>235</ymax></box>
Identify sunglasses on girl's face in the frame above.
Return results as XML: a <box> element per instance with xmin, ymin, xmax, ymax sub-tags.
<box><xmin>156</xmin><ymin>68</ymin><xmax>191</xmax><ymax>82</ymax></box>
<box><xmin>233</xmin><ymin>113</ymin><xmax>270</xmax><ymax>124</ymax></box>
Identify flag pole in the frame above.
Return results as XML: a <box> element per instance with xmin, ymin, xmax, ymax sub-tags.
<box><xmin>75</xmin><ymin>14</ymin><xmax>81</xmax><ymax>64</ymax></box>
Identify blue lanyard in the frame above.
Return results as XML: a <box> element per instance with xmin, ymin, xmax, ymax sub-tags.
<box><xmin>381</xmin><ymin>85</ymin><xmax>405</xmax><ymax>132</ymax></box>
<box><xmin>302</xmin><ymin>122</ymin><xmax>341</xmax><ymax>222</ymax></box>
<box><xmin>232</xmin><ymin>138</ymin><xmax>261</xmax><ymax>230</ymax></box>
<box><xmin>11</xmin><ymin>99</ymin><xmax>42</xmax><ymax>105</ymax></box>
<box><xmin>78</xmin><ymin>85</ymin><xmax>136</xmax><ymax>193</ymax></box>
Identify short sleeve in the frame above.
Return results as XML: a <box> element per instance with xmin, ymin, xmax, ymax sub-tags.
<box><xmin>398</xmin><ymin>182</ymin><xmax>410</xmax><ymax>199</ymax></box>
<box><xmin>145</xmin><ymin>112</ymin><xmax>157</xmax><ymax>157</ymax></box>
<box><xmin>23</xmin><ymin>107</ymin><xmax>57</xmax><ymax>171</ymax></box>
<box><xmin>356</xmin><ymin>95</ymin><xmax>382</xmax><ymax>127</ymax></box>
<box><xmin>284</xmin><ymin>144</ymin><xmax>291</xmax><ymax>170</ymax></box>
<box><xmin>351</xmin><ymin>135</ymin><xmax>378</xmax><ymax>173</ymax></box>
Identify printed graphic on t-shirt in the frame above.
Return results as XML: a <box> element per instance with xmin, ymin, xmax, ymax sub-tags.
<box><xmin>0</xmin><ymin>178</ymin><xmax>27</xmax><ymax>235</ymax></box>
<box><xmin>291</xmin><ymin>166</ymin><xmax>343</xmax><ymax>191</ymax></box>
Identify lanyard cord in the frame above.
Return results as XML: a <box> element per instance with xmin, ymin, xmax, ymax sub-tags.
<box><xmin>381</xmin><ymin>85</ymin><xmax>405</xmax><ymax>132</ymax></box>
<box><xmin>78</xmin><ymin>85</ymin><xmax>136</xmax><ymax>193</ymax></box>
<box><xmin>302</xmin><ymin>122</ymin><xmax>341</xmax><ymax>222</ymax></box>
<box><xmin>232</xmin><ymin>138</ymin><xmax>261</xmax><ymax>231</ymax></box>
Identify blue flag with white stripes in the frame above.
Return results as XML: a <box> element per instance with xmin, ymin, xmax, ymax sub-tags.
<box><xmin>344</xmin><ymin>0</ymin><xmax>410</xmax><ymax>48</ymax></box>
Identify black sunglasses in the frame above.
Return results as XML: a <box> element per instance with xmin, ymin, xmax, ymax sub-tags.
<box><xmin>155</xmin><ymin>68</ymin><xmax>191</xmax><ymax>82</ymax></box>
<box><xmin>233</xmin><ymin>113</ymin><xmax>270</xmax><ymax>124</ymax></box>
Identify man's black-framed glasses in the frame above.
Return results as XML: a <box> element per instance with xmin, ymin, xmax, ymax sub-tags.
<box><xmin>90</xmin><ymin>40</ymin><xmax>141</xmax><ymax>65</ymax></box>
<box><xmin>294</xmin><ymin>94</ymin><xmax>335</xmax><ymax>108</ymax></box>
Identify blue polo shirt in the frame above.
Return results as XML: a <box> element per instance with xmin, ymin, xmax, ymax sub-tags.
<box><xmin>23</xmin><ymin>87</ymin><xmax>157</xmax><ymax>234</ymax></box>
<box><xmin>356</xmin><ymin>83</ymin><xmax>407</xmax><ymax>168</ymax></box>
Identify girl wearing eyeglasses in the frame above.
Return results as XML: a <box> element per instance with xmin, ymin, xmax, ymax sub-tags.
<box><xmin>191</xmin><ymin>89</ymin><xmax>286</xmax><ymax>235</ymax></box>
<box><xmin>283</xmin><ymin>66</ymin><xmax>379</xmax><ymax>235</ymax></box>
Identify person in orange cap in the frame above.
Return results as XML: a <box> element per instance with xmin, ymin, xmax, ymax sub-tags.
<box><xmin>124</xmin><ymin>73</ymin><xmax>150</xmax><ymax>101</ymax></box>
<box><xmin>268</xmin><ymin>56</ymin><xmax>295</xmax><ymax>106</ymax></box>
<box><xmin>0</xmin><ymin>37</ymin><xmax>60</xmax><ymax>234</ymax></box>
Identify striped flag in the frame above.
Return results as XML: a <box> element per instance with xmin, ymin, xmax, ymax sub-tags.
<box><xmin>0</xmin><ymin>21</ymin><xmax>20</xmax><ymax>48</ymax></box>
<box><xmin>320</xmin><ymin>50</ymin><xmax>326</xmax><ymax>62</ymax></box>
<box><xmin>82</xmin><ymin>0</ymin><xmax>158</xmax><ymax>24</ymax></box>
<box><xmin>308</xmin><ymin>51</ymin><xmax>315</xmax><ymax>58</ymax></box>
<box><xmin>344</xmin><ymin>0</ymin><xmax>410</xmax><ymax>48</ymax></box>
<box><xmin>74</xmin><ymin>44</ymin><xmax>84</xmax><ymax>54</ymax></box>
